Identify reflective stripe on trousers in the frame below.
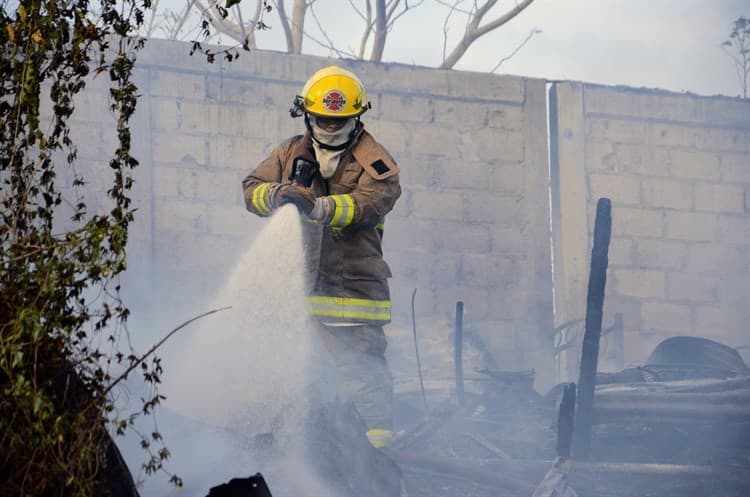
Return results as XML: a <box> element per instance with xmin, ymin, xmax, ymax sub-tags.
<box><xmin>308</xmin><ymin>296</ymin><xmax>391</xmax><ymax>325</ymax></box>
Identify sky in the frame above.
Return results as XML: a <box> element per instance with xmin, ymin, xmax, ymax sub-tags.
<box><xmin>207</xmin><ymin>0</ymin><xmax>748</xmax><ymax>99</ymax></box>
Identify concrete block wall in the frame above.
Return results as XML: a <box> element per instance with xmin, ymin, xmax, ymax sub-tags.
<box><xmin>74</xmin><ymin>39</ymin><xmax>552</xmax><ymax>380</ymax></box>
<box><xmin>551</xmin><ymin>82</ymin><xmax>750</xmax><ymax>375</ymax></box>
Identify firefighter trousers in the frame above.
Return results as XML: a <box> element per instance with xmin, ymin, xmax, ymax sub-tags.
<box><xmin>314</xmin><ymin>322</ymin><xmax>394</xmax><ymax>435</ymax></box>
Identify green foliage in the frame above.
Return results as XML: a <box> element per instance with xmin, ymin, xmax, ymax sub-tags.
<box><xmin>722</xmin><ymin>16</ymin><xmax>750</xmax><ymax>98</ymax></box>
<box><xmin>0</xmin><ymin>0</ymin><xmax>177</xmax><ymax>494</ymax></box>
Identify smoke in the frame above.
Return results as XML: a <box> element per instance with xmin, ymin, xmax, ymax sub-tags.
<box><xmin>118</xmin><ymin>205</ymin><xmax>340</xmax><ymax>496</ymax></box>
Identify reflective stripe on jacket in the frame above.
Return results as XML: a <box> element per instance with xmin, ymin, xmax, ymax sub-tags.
<box><xmin>242</xmin><ymin>126</ymin><xmax>401</xmax><ymax>325</ymax></box>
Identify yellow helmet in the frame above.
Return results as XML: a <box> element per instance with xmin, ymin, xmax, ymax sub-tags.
<box><xmin>290</xmin><ymin>66</ymin><xmax>371</xmax><ymax>118</ymax></box>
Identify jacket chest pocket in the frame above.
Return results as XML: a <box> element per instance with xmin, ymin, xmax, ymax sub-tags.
<box><xmin>328</xmin><ymin>164</ymin><xmax>362</xmax><ymax>195</ymax></box>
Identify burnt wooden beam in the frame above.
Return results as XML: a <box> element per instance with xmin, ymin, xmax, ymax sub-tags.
<box><xmin>574</xmin><ymin>197</ymin><xmax>612</xmax><ymax>460</ymax></box>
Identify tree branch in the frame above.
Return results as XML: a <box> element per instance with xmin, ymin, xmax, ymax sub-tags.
<box><xmin>307</xmin><ymin>1</ymin><xmax>357</xmax><ymax>58</ymax></box>
<box><xmin>440</xmin><ymin>0</ymin><xmax>536</xmax><ymax>69</ymax></box>
<box><xmin>194</xmin><ymin>0</ymin><xmax>245</xmax><ymax>43</ymax></box>
<box><xmin>102</xmin><ymin>307</ymin><xmax>232</xmax><ymax>397</ymax></box>
<box><xmin>370</xmin><ymin>0</ymin><xmax>387</xmax><ymax>61</ymax></box>
<box><xmin>490</xmin><ymin>27</ymin><xmax>540</xmax><ymax>73</ymax></box>
<box><xmin>357</xmin><ymin>0</ymin><xmax>373</xmax><ymax>59</ymax></box>
<box><xmin>273</xmin><ymin>0</ymin><xmax>295</xmax><ymax>52</ymax></box>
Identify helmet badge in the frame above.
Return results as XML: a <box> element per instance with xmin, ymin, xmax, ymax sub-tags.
<box><xmin>322</xmin><ymin>89</ymin><xmax>346</xmax><ymax>113</ymax></box>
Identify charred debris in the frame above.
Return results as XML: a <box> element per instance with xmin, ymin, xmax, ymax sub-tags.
<box><xmin>201</xmin><ymin>197</ymin><xmax>749</xmax><ymax>497</ymax></box>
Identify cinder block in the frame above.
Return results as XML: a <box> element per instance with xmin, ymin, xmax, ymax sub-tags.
<box><xmin>487</xmin><ymin>288</ymin><xmax>528</xmax><ymax>322</ymax></box>
<box><xmin>695</xmin><ymin>183</ymin><xmax>745</xmax><ymax>213</ymax></box>
<box><xmin>370</xmin><ymin>62</ymin><xmax>451</xmax><ymax>95</ymax></box>
<box><xmin>387</xmin><ymin>247</ymin><xmax>439</xmax><ymax>288</ymax></box>
<box><xmin>210</xmin><ymin>135</ymin><xmax>270</xmax><ymax>171</ymax></box>
<box><xmin>72</xmin><ymin>91</ymin><xmax>116</xmax><ymax>124</ymax></box>
<box><xmin>412</xmin><ymin>190</ymin><xmax>463</xmax><ymax>221</ymax></box>
<box><xmin>69</xmin><ymin>125</ymin><xmax>102</xmax><ymax>160</ymax></box>
<box><xmin>408</xmin><ymin>125</ymin><xmax>459</xmax><ymax>158</ymax></box>
<box><xmin>100</xmin><ymin>126</ymin><xmax>121</xmax><ymax>158</ymax></box>
<box><xmin>584</xmin><ymin>141</ymin><xmax>616</xmax><ymax>172</ymax></box>
<box><xmin>439</xmin><ymin>160</ymin><xmax>491</xmax><ymax>190</ymax></box>
<box><xmin>253</xmin><ymin>50</ymin><xmax>309</xmax><ymax>83</ymax></box>
<box><xmin>489</xmin><ymin>225</ymin><xmax>525</xmax><ymax>255</ymax></box>
<box><xmin>686</xmin><ymin>243</ymin><xmax>743</xmax><ymax>274</ymax></box>
<box><xmin>260</xmin><ymin>81</ymin><xmax>298</xmax><ymax>108</ymax></box>
<box><xmin>211</xmin><ymin>106</ymin><xmax>281</xmax><ymax>140</ymax></box>
<box><xmin>429</xmin><ymin>254</ymin><xmax>463</xmax><ymax>286</ymax></box>
<box><xmin>194</xmin><ymin>168</ymin><xmax>242</xmax><ymax>204</ymax></box>
<box><xmin>609</xmin><ymin>207</ymin><xmax>664</xmax><ymax>238</ymax></box>
<box><xmin>459</xmin><ymin>128</ymin><xmax>524</xmax><ymax>162</ymax></box>
<box><xmin>641</xmin><ymin>178</ymin><xmax>692</xmax><ymax>209</ymax></box>
<box><xmin>669</xmin><ymin>150</ymin><xmax>721</xmax><ymax>180</ymax></box>
<box><xmin>717</xmin><ymin>214</ymin><xmax>750</xmax><ymax>244</ymax></box>
<box><xmin>433</xmin><ymin>99</ymin><xmax>489</xmax><ymax>130</ymax></box>
<box><xmin>584</xmin><ymin>86</ymin><xmax>636</xmax><ymax>117</ymax></box>
<box><xmin>641</xmin><ymin>301</ymin><xmax>692</xmax><ymax>332</ymax></box>
<box><xmin>612</xmin><ymin>268</ymin><xmax>665</xmax><ymax>298</ymax></box>
<box><xmin>696</xmin><ymin>97</ymin><xmax>750</xmax><ymax>128</ymax></box>
<box><xmin>153</xmin><ymin>166</ymin><xmax>197</xmax><ymax>198</ymax></box>
<box><xmin>643</xmin><ymin>122</ymin><xmax>695</xmax><ymax>148</ymax></box>
<box><xmin>721</xmin><ymin>153</ymin><xmax>750</xmax><ymax>184</ymax></box>
<box><xmin>634</xmin><ymin>92</ymin><xmax>697</xmax><ymax>122</ymax></box>
<box><xmin>585</xmin><ymin>87</ymin><xmax>698</xmax><ymax>122</ymax></box>
<box><xmin>608</xmin><ymin>237</ymin><xmax>635</xmax><ymax>266</ymax></box>
<box><xmin>664</xmin><ymin>211</ymin><xmax>716</xmax><ymax>241</ymax></box>
<box><xmin>488</xmin><ymin>104</ymin><xmax>524</xmax><ymax>130</ymax></box>
<box><xmin>154</xmin><ymin>198</ymin><xmax>208</xmax><ymax>234</ymax></box>
<box><xmin>634</xmin><ymin>239</ymin><xmax>688</xmax><ymax>270</ymax></box>
<box><xmin>176</xmin><ymin>101</ymin><xmax>215</xmax><ymax>134</ymax></box>
<box><xmin>435</xmin><ymin>284</ymin><xmax>490</xmax><ymax>320</ymax></box>
<box><xmin>695</xmin><ymin>128</ymin><xmax>747</xmax><ymax>152</ymax></box>
<box><xmin>460</xmin><ymin>254</ymin><xmax>522</xmax><ymax>289</ymax></box>
<box><xmin>364</xmin><ymin>120</ymin><xmax>408</xmax><ymax>154</ymax></box>
<box><xmin>490</xmin><ymin>164</ymin><xmax>524</xmax><ymax>195</ymax></box>
<box><xmin>589</xmin><ymin>173</ymin><xmax>640</xmax><ymax>205</ymax></box>
<box><xmin>667</xmin><ymin>272</ymin><xmax>717</xmax><ymax>302</ymax></box>
<box><xmin>398</xmin><ymin>155</ymin><xmax>442</xmax><ymax>188</ymax></box>
<box><xmin>383</xmin><ymin>216</ymin><xmax>437</xmax><ymax>253</ymax></box>
<box><xmin>152</xmin><ymin>132</ymin><xmax>207</xmax><ymax>165</ymax></box>
<box><xmin>205</xmin><ymin>76</ymin><xmax>265</xmax><ymax>106</ymax></box>
<box><xmin>208</xmin><ymin>202</ymin><xmax>258</xmax><ymax>235</ymax></box>
<box><xmin>715</xmin><ymin>275</ymin><xmax>750</xmax><ymax>308</ymax></box>
<box><xmin>129</xmin><ymin>198</ymin><xmax>153</xmax><ymax>241</ymax></box>
<box><xmin>694</xmin><ymin>305</ymin><xmax>741</xmax><ymax>338</ymax></box>
<box><xmin>475</xmin><ymin>319</ymin><xmax>518</xmax><ymax>350</ymax></box>
<box><xmin>587</xmin><ymin>118</ymin><xmax>644</xmax><ymax>145</ymax></box>
<box><xmin>445</xmin><ymin>71</ymin><xmax>525</xmax><ymax>103</ymax></box>
<box><xmin>378</xmin><ymin>94</ymin><xmax>434</xmax><ymax>123</ymax></box>
<box><xmin>463</xmin><ymin>192</ymin><xmax>519</xmax><ymax>224</ymax></box>
<box><xmin>613</xmin><ymin>144</ymin><xmax>671</xmax><ymax>177</ymax></box>
<box><xmin>150</xmin><ymin>69</ymin><xmax>205</xmax><ymax>100</ymax></box>
<box><xmin>432</xmin><ymin>221</ymin><xmax>490</xmax><ymax>253</ymax></box>
<box><xmin>72</xmin><ymin>160</ymin><xmax>115</xmax><ymax>192</ymax></box>
<box><xmin>151</xmin><ymin>99</ymin><xmax>180</xmax><ymax>130</ymax></box>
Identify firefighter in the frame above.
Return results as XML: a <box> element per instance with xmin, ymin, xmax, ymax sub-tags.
<box><xmin>242</xmin><ymin>65</ymin><xmax>401</xmax><ymax>449</ymax></box>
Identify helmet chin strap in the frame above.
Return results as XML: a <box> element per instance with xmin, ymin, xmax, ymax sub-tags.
<box><xmin>304</xmin><ymin>113</ymin><xmax>360</xmax><ymax>151</ymax></box>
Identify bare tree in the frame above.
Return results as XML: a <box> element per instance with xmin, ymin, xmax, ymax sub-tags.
<box><xmin>722</xmin><ymin>16</ymin><xmax>750</xmax><ymax>98</ymax></box>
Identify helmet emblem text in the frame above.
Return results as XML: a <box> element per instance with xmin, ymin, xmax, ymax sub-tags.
<box><xmin>322</xmin><ymin>89</ymin><xmax>346</xmax><ymax>113</ymax></box>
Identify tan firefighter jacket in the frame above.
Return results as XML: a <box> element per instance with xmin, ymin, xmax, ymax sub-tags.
<box><xmin>242</xmin><ymin>126</ymin><xmax>401</xmax><ymax>326</ymax></box>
